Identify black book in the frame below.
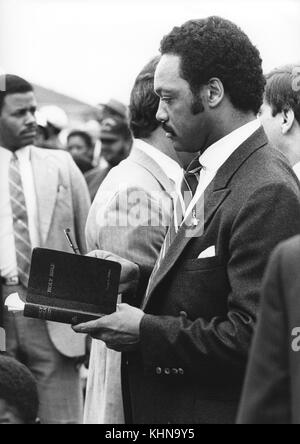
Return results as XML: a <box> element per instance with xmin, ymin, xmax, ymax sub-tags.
<box><xmin>24</xmin><ymin>248</ymin><xmax>121</xmax><ymax>325</ymax></box>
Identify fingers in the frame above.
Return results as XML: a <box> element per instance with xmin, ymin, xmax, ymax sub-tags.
<box><xmin>87</xmin><ymin>250</ymin><xmax>115</xmax><ymax>261</ymax></box>
<box><xmin>72</xmin><ymin>316</ymin><xmax>108</xmax><ymax>334</ymax></box>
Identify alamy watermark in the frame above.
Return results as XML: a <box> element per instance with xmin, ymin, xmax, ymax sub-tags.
<box><xmin>94</xmin><ymin>186</ymin><xmax>205</xmax><ymax>239</ymax></box>
<box><xmin>291</xmin><ymin>327</ymin><xmax>300</xmax><ymax>352</ymax></box>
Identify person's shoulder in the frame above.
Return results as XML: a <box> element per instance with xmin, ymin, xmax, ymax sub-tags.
<box><xmin>239</xmin><ymin>141</ymin><xmax>299</xmax><ymax>195</ymax></box>
<box><xmin>263</xmin><ymin>236</ymin><xmax>300</xmax><ymax>304</ymax></box>
<box><xmin>253</xmin><ymin>141</ymin><xmax>294</xmax><ymax>178</ymax></box>
<box><xmin>105</xmin><ymin>156</ymin><xmax>161</xmax><ymax>190</ymax></box>
<box><xmin>31</xmin><ymin>146</ymin><xmax>71</xmax><ymax>161</ymax></box>
<box><xmin>275</xmin><ymin>236</ymin><xmax>300</xmax><ymax>264</ymax></box>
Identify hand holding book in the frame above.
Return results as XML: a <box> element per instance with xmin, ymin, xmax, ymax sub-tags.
<box><xmin>72</xmin><ymin>250</ymin><xmax>144</xmax><ymax>352</ymax></box>
<box><xmin>87</xmin><ymin>250</ymin><xmax>140</xmax><ymax>295</ymax></box>
<box><xmin>72</xmin><ymin>302</ymin><xmax>144</xmax><ymax>353</ymax></box>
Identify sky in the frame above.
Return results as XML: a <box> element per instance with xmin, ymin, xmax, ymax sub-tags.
<box><xmin>0</xmin><ymin>0</ymin><xmax>299</xmax><ymax>106</ymax></box>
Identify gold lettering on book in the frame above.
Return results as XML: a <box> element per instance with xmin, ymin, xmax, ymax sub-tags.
<box><xmin>47</xmin><ymin>264</ymin><xmax>55</xmax><ymax>295</ymax></box>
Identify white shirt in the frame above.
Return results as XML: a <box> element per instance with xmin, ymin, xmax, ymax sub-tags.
<box><xmin>293</xmin><ymin>161</ymin><xmax>300</xmax><ymax>180</ymax></box>
<box><xmin>184</xmin><ymin>119</ymin><xmax>261</xmax><ymax>223</ymax></box>
<box><xmin>0</xmin><ymin>146</ymin><xmax>39</xmax><ymax>279</ymax></box>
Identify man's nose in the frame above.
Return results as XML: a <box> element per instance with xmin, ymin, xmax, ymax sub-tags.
<box><xmin>25</xmin><ymin>111</ymin><xmax>36</xmax><ymax>126</ymax></box>
<box><xmin>69</xmin><ymin>148</ymin><xmax>78</xmax><ymax>156</ymax></box>
<box><xmin>156</xmin><ymin>101</ymin><xmax>168</xmax><ymax>123</ymax></box>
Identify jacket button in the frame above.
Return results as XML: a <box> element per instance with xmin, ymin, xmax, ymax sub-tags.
<box><xmin>164</xmin><ymin>368</ymin><xmax>171</xmax><ymax>375</ymax></box>
<box><xmin>156</xmin><ymin>367</ymin><xmax>162</xmax><ymax>375</ymax></box>
<box><xmin>178</xmin><ymin>368</ymin><xmax>185</xmax><ymax>376</ymax></box>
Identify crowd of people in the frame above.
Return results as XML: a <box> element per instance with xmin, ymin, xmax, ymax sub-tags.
<box><xmin>1</xmin><ymin>15</ymin><xmax>300</xmax><ymax>425</ymax></box>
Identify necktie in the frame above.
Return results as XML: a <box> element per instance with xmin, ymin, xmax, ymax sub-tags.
<box><xmin>181</xmin><ymin>161</ymin><xmax>203</xmax><ymax>210</ymax></box>
<box><xmin>145</xmin><ymin>159</ymin><xmax>202</xmax><ymax>299</ymax></box>
<box><xmin>9</xmin><ymin>153</ymin><xmax>32</xmax><ymax>287</ymax></box>
<box><xmin>169</xmin><ymin>158</ymin><xmax>203</xmax><ymax>246</ymax></box>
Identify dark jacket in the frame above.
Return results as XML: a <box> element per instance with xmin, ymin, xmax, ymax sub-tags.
<box><xmin>124</xmin><ymin>128</ymin><xmax>300</xmax><ymax>424</ymax></box>
<box><xmin>237</xmin><ymin>235</ymin><xmax>300</xmax><ymax>424</ymax></box>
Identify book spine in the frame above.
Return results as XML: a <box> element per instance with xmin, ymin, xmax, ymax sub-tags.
<box><xmin>23</xmin><ymin>303</ymin><xmax>101</xmax><ymax>325</ymax></box>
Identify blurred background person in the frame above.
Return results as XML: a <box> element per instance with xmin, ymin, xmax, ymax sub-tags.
<box><xmin>83</xmin><ymin>119</ymin><xmax>102</xmax><ymax>167</ymax></box>
<box><xmin>85</xmin><ymin>117</ymin><xmax>132</xmax><ymax>201</ymax></box>
<box><xmin>259</xmin><ymin>64</ymin><xmax>300</xmax><ymax>178</ymax></box>
<box><xmin>0</xmin><ymin>355</ymin><xmax>39</xmax><ymax>424</ymax></box>
<box><xmin>100</xmin><ymin>117</ymin><xmax>132</xmax><ymax>167</ymax></box>
<box><xmin>67</xmin><ymin>129</ymin><xmax>94</xmax><ymax>174</ymax></box>
<box><xmin>38</xmin><ymin>105</ymin><xmax>69</xmax><ymax>149</ymax></box>
<box><xmin>34</xmin><ymin>110</ymin><xmax>50</xmax><ymax>148</ymax></box>
<box><xmin>97</xmin><ymin>98</ymin><xmax>128</xmax><ymax>123</ymax></box>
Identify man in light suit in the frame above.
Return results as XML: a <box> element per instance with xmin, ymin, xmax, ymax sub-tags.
<box><xmin>83</xmin><ymin>56</ymin><xmax>183</xmax><ymax>424</ymax></box>
<box><xmin>237</xmin><ymin>235</ymin><xmax>300</xmax><ymax>424</ymax></box>
<box><xmin>74</xmin><ymin>17</ymin><xmax>300</xmax><ymax>424</ymax></box>
<box><xmin>0</xmin><ymin>75</ymin><xmax>90</xmax><ymax>423</ymax></box>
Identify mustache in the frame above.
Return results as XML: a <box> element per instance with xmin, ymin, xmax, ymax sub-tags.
<box><xmin>20</xmin><ymin>126</ymin><xmax>37</xmax><ymax>135</ymax></box>
<box><xmin>162</xmin><ymin>123</ymin><xmax>176</xmax><ymax>136</ymax></box>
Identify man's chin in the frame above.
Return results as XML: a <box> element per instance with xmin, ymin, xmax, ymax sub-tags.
<box><xmin>173</xmin><ymin>142</ymin><xmax>199</xmax><ymax>154</ymax></box>
<box><xmin>20</xmin><ymin>135</ymin><xmax>36</xmax><ymax>147</ymax></box>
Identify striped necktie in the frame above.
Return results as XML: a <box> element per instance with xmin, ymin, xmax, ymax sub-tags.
<box><xmin>144</xmin><ymin>159</ymin><xmax>202</xmax><ymax>299</ymax></box>
<box><xmin>9</xmin><ymin>153</ymin><xmax>32</xmax><ymax>287</ymax></box>
<box><xmin>168</xmin><ymin>158</ymin><xmax>203</xmax><ymax>247</ymax></box>
<box><xmin>181</xmin><ymin>160</ymin><xmax>203</xmax><ymax>211</ymax></box>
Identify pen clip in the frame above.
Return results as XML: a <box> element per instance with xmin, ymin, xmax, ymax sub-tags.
<box><xmin>64</xmin><ymin>228</ymin><xmax>81</xmax><ymax>255</ymax></box>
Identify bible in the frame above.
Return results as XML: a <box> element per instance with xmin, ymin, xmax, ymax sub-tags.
<box><xmin>23</xmin><ymin>248</ymin><xmax>121</xmax><ymax>325</ymax></box>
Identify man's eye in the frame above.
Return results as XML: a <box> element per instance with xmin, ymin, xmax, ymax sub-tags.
<box><xmin>161</xmin><ymin>97</ymin><xmax>172</xmax><ymax>104</ymax></box>
<box><xmin>13</xmin><ymin>111</ymin><xmax>25</xmax><ymax>117</ymax></box>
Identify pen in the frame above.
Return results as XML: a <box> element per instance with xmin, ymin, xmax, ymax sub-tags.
<box><xmin>64</xmin><ymin>228</ymin><xmax>81</xmax><ymax>255</ymax></box>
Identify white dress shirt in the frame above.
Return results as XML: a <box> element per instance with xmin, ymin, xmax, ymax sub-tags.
<box><xmin>183</xmin><ymin>119</ymin><xmax>261</xmax><ymax>223</ymax></box>
<box><xmin>0</xmin><ymin>146</ymin><xmax>39</xmax><ymax>279</ymax></box>
<box><xmin>293</xmin><ymin>161</ymin><xmax>300</xmax><ymax>180</ymax></box>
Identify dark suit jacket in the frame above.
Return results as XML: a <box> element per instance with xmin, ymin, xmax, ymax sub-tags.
<box><xmin>124</xmin><ymin>127</ymin><xmax>300</xmax><ymax>424</ymax></box>
<box><xmin>0</xmin><ymin>282</ymin><xmax>4</xmax><ymax>352</ymax></box>
<box><xmin>237</xmin><ymin>235</ymin><xmax>300</xmax><ymax>424</ymax></box>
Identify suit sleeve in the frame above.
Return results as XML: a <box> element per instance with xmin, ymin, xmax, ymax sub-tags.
<box><xmin>140</xmin><ymin>182</ymin><xmax>300</xmax><ymax>374</ymax></box>
<box><xmin>67</xmin><ymin>154</ymin><xmax>91</xmax><ymax>254</ymax></box>
<box><xmin>237</xmin><ymin>243</ymin><xmax>290</xmax><ymax>424</ymax></box>
<box><xmin>87</xmin><ymin>186</ymin><xmax>170</xmax><ymax>303</ymax></box>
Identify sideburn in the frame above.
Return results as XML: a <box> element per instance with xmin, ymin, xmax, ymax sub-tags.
<box><xmin>191</xmin><ymin>96</ymin><xmax>205</xmax><ymax>115</ymax></box>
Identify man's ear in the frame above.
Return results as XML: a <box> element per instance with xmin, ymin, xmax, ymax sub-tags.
<box><xmin>205</xmin><ymin>78</ymin><xmax>224</xmax><ymax>108</ymax></box>
<box><xmin>281</xmin><ymin>108</ymin><xmax>295</xmax><ymax>135</ymax></box>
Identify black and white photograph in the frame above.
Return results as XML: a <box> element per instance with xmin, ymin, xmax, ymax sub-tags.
<box><xmin>0</xmin><ymin>0</ymin><xmax>300</xmax><ymax>427</ymax></box>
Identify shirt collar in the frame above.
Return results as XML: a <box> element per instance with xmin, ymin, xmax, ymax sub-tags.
<box><xmin>199</xmin><ymin>119</ymin><xmax>261</xmax><ymax>172</ymax></box>
<box><xmin>293</xmin><ymin>161</ymin><xmax>300</xmax><ymax>180</ymax></box>
<box><xmin>134</xmin><ymin>138</ymin><xmax>183</xmax><ymax>187</ymax></box>
<box><xmin>0</xmin><ymin>145</ymin><xmax>32</xmax><ymax>162</ymax></box>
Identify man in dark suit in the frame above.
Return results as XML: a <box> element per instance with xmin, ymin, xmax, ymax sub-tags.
<box><xmin>237</xmin><ymin>236</ymin><xmax>300</xmax><ymax>424</ymax></box>
<box><xmin>74</xmin><ymin>17</ymin><xmax>300</xmax><ymax>424</ymax></box>
<box><xmin>0</xmin><ymin>283</ymin><xmax>4</xmax><ymax>353</ymax></box>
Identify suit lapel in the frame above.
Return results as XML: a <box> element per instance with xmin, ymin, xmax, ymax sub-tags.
<box><xmin>143</xmin><ymin>127</ymin><xmax>269</xmax><ymax>308</ymax></box>
<box><xmin>31</xmin><ymin>147</ymin><xmax>58</xmax><ymax>244</ymax></box>
<box><xmin>142</xmin><ymin>183</ymin><xmax>230</xmax><ymax>309</ymax></box>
